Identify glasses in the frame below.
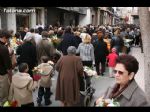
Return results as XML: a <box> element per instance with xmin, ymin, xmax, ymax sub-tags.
<box><xmin>113</xmin><ymin>70</ymin><xmax>124</xmax><ymax>75</ymax></box>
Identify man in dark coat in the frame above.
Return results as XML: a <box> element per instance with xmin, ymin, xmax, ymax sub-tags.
<box><xmin>55</xmin><ymin>46</ymin><xmax>83</xmax><ymax>106</ymax></box>
<box><xmin>0</xmin><ymin>30</ymin><xmax>12</xmax><ymax>106</ymax></box>
<box><xmin>16</xmin><ymin>37</ymin><xmax>37</xmax><ymax>77</ymax></box>
<box><xmin>74</xmin><ymin>31</ymin><xmax>82</xmax><ymax>48</ymax></box>
<box><xmin>93</xmin><ymin>30</ymin><xmax>109</xmax><ymax>76</ymax></box>
<box><xmin>57</xmin><ymin>26</ymin><xmax>78</xmax><ymax>55</ymax></box>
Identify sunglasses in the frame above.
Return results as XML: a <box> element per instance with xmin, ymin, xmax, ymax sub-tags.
<box><xmin>113</xmin><ymin>70</ymin><xmax>124</xmax><ymax>75</ymax></box>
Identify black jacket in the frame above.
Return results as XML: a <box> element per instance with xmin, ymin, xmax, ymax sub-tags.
<box><xmin>74</xmin><ymin>36</ymin><xmax>82</xmax><ymax>48</ymax></box>
<box><xmin>0</xmin><ymin>41</ymin><xmax>12</xmax><ymax>75</ymax></box>
<box><xmin>58</xmin><ymin>33</ymin><xmax>77</xmax><ymax>55</ymax></box>
<box><xmin>93</xmin><ymin>39</ymin><xmax>109</xmax><ymax>61</ymax></box>
<box><xmin>16</xmin><ymin>41</ymin><xmax>37</xmax><ymax>69</ymax></box>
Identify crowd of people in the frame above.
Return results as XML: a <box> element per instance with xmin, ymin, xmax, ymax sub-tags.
<box><xmin>0</xmin><ymin>23</ymin><xmax>148</xmax><ymax>107</ymax></box>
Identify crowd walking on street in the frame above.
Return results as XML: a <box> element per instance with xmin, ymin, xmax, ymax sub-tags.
<box><xmin>0</xmin><ymin>23</ymin><xmax>149</xmax><ymax>107</ymax></box>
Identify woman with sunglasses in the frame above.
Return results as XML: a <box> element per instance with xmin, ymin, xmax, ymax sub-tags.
<box><xmin>95</xmin><ymin>54</ymin><xmax>150</xmax><ymax>106</ymax></box>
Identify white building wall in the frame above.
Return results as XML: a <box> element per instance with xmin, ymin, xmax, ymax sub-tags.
<box><xmin>104</xmin><ymin>11</ymin><xmax>107</xmax><ymax>25</ymax></box>
<box><xmin>117</xmin><ymin>7</ymin><xmax>133</xmax><ymax>24</ymax></box>
<box><xmin>30</xmin><ymin>8</ymin><xmax>36</xmax><ymax>28</ymax></box>
<box><xmin>79</xmin><ymin>8</ymin><xmax>91</xmax><ymax>26</ymax></box>
<box><xmin>7</xmin><ymin>7</ymin><xmax>16</xmax><ymax>33</ymax></box>
<box><xmin>91</xmin><ymin>8</ymin><xmax>96</xmax><ymax>25</ymax></box>
<box><xmin>41</xmin><ymin>8</ymin><xmax>45</xmax><ymax>26</ymax></box>
<box><xmin>97</xmin><ymin>9</ymin><xmax>100</xmax><ymax>26</ymax></box>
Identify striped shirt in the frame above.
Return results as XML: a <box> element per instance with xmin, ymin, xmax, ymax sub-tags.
<box><xmin>76</xmin><ymin>43</ymin><xmax>95</xmax><ymax>63</ymax></box>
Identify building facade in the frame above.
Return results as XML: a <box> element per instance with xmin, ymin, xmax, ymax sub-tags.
<box><xmin>0</xmin><ymin>7</ymin><xmax>117</xmax><ymax>33</ymax></box>
<box><xmin>0</xmin><ymin>7</ymin><xmax>45</xmax><ymax>33</ymax></box>
<box><xmin>116</xmin><ymin>7</ymin><xmax>134</xmax><ymax>25</ymax></box>
<box><xmin>99</xmin><ymin>7</ymin><xmax>116</xmax><ymax>26</ymax></box>
<box><xmin>131</xmin><ymin>7</ymin><xmax>140</xmax><ymax>26</ymax></box>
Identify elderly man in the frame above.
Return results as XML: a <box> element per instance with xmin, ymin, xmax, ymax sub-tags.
<box><xmin>55</xmin><ymin>46</ymin><xmax>83</xmax><ymax>106</ymax></box>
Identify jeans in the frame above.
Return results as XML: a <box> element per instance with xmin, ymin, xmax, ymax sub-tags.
<box><xmin>37</xmin><ymin>86</ymin><xmax>51</xmax><ymax>104</ymax></box>
<box><xmin>95</xmin><ymin>60</ymin><xmax>106</xmax><ymax>75</ymax></box>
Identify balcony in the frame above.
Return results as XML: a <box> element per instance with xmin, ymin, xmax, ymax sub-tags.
<box><xmin>56</xmin><ymin>7</ymin><xmax>87</xmax><ymax>14</ymax></box>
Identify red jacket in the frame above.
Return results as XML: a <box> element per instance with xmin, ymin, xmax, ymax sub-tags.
<box><xmin>107</xmin><ymin>52</ymin><xmax>118</xmax><ymax>67</ymax></box>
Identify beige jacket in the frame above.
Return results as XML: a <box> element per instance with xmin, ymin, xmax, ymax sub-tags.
<box><xmin>37</xmin><ymin>63</ymin><xmax>53</xmax><ymax>88</ymax></box>
<box><xmin>8</xmin><ymin>72</ymin><xmax>38</xmax><ymax>107</ymax></box>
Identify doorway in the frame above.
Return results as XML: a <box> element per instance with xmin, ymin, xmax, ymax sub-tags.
<box><xmin>16</xmin><ymin>14</ymin><xmax>29</xmax><ymax>32</ymax></box>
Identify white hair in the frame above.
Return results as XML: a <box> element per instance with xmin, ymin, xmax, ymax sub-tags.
<box><xmin>67</xmin><ymin>46</ymin><xmax>76</xmax><ymax>55</ymax></box>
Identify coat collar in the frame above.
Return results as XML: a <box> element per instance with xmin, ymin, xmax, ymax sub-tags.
<box><xmin>120</xmin><ymin>79</ymin><xmax>138</xmax><ymax>100</ymax></box>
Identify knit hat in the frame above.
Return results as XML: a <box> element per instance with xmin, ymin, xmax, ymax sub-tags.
<box><xmin>112</xmin><ymin>48</ymin><xmax>116</xmax><ymax>53</ymax></box>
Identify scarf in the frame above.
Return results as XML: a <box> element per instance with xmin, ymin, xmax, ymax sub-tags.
<box><xmin>109</xmin><ymin>81</ymin><xmax>132</xmax><ymax>99</ymax></box>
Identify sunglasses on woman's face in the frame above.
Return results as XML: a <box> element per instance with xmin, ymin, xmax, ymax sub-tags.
<box><xmin>113</xmin><ymin>70</ymin><xmax>124</xmax><ymax>75</ymax></box>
